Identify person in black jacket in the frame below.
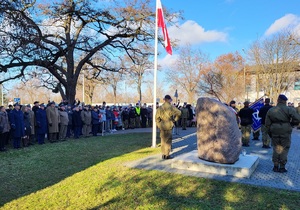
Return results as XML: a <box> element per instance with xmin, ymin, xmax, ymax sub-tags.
<box><xmin>72</xmin><ymin>106</ymin><xmax>82</xmax><ymax>139</ymax></box>
<box><xmin>238</xmin><ymin>101</ymin><xmax>254</xmax><ymax>147</ymax></box>
<box><xmin>140</xmin><ymin>104</ymin><xmax>148</xmax><ymax>128</ymax></box>
<box><xmin>258</xmin><ymin>98</ymin><xmax>273</xmax><ymax>148</ymax></box>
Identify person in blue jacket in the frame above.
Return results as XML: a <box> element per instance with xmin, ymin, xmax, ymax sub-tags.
<box><xmin>35</xmin><ymin>104</ymin><xmax>48</xmax><ymax>144</ymax></box>
<box><xmin>9</xmin><ymin>103</ymin><xmax>25</xmax><ymax>149</ymax></box>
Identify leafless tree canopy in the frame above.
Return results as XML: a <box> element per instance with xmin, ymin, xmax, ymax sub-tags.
<box><xmin>248</xmin><ymin>31</ymin><xmax>300</xmax><ymax>102</ymax></box>
<box><xmin>0</xmin><ymin>0</ymin><xmax>179</xmax><ymax>103</ymax></box>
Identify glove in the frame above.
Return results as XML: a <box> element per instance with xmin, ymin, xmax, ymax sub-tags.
<box><xmin>49</xmin><ymin>123</ymin><xmax>52</xmax><ymax>127</ymax></box>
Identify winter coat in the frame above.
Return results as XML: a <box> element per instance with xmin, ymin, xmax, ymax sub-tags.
<box><xmin>121</xmin><ymin>109</ymin><xmax>130</xmax><ymax>121</ymax></box>
<box><xmin>27</xmin><ymin>110</ymin><xmax>35</xmax><ymax>134</ymax></box>
<box><xmin>238</xmin><ymin>107</ymin><xmax>254</xmax><ymax>126</ymax></box>
<box><xmin>0</xmin><ymin>111</ymin><xmax>10</xmax><ymax>133</ymax></box>
<box><xmin>73</xmin><ymin>111</ymin><xmax>83</xmax><ymax>127</ymax></box>
<box><xmin>9</xmin><ymin>109</ymin><xmax>25</xmax><ymax>138</ymax></box>
<box><xmin>23</xmin><ymin>112</ymin><xmax>32</xmax><ymax>136</ymax></box>
<box><xmin>35</xmin><ymin>108</ymin><xmax>47</xmax><ymax>134</ymax></box>
<box><xmin>92</xmin><ymin>110</ymin><xmax>100</xmax><ymax>125</ymax></box>
<box><xmin>106</xmin><ymin>109</ymin><xmax>114</xmax><ymax>121</ymax></box>
<box><xmin>67</xmin><ymin>109</ymin><xmax>73</xmax><ymax>126</ymax></box>
<box><xmin>59</xmin><ymin>110</ymin><xmax>69</xmax><ymax>126</ymax></box>
<box><xmin>155</xmin><ymin>102</ymin><xmax>181</xmax><ymax>131</ymax></box>
<box><xmin>181</xmin><ymin>107</ymin><xmax>189</xmax><ymax>119</ymax></box>
<box><xmin>99</xmin><ymin>109</ymin><xmax>106</xmax><ymax>122</ymax></box>
<box><xmin>140</xmin><ymin>107</ymin><xmax>148</xmax><ymax>119</ymax></box>
<box><xmin>81</xmin><ymin>110</ymin><xmax>92</xmax><ymax>125</ymax></box>
<box><xmin>258</xmin><ymin>104</ymin><xmax>273</xmax><ymax>125</ymax></box>
<box><xmin>46</xmin><ymin>107</ymin><xmax>60</xmax><ymax>133</ymax></box>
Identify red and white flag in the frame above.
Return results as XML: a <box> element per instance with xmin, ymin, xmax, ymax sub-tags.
<box><xmin>157</xmin><ymin>0</ymin><xmax>172</xmax><ymax>55</ymax></box>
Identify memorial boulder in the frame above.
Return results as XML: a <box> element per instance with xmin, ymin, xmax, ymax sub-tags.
<box><xmin>196</xmin><ymin>97</ymin><xmax>242</xmax><ymax>164</ymax></box>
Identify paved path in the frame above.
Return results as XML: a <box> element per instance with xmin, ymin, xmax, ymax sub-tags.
<box><xmin>123</xmin><ymin>126</ymin><xmax>300</xmax><ymax>192</ymax></box>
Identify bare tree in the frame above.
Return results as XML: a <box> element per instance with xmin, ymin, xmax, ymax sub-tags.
<box><xmin>166</xmin><ymin>45</ymin><xmax>210</xmax><ymax>103</ymax></box>
<box><xmin>0</xmin><ymin>0</ymin><xmax>180</xmax><ymax>103</ymax></box>
<box><xmin>248</xmin><ymin>31</ymin><xmax>300</xmax><ymax>102</ymax></box>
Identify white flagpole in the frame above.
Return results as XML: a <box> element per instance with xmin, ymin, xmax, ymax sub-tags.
<box><xmin>152</xmin><ymin>0</ymin><xmax>159</xmax><ymax>148</ymax></box>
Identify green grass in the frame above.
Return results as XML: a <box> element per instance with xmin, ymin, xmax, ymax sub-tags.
<box><xmin>0</xmin><ymin>133</ymin><xmax>300</xmax><ymax>210</ymax></box>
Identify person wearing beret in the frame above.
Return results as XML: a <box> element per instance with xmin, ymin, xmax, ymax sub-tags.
<box><xmin>9</xmin><ymin>103</ymin><xmax>25</xmax><ymax>149</ymax></box>
<box><xmin>155</xmin><ymin>95</ymin><xmax>181</xmax><ymax>160</ymax></box>
<box><xmin>265</xmin><ymin>94</ymin><xmax>300</xmax><ymax>173</ymax></box>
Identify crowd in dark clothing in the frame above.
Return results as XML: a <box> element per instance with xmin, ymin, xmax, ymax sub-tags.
<box><xmin>0</xmin><ymin>98</ymin><xmax>197</xmax><ymax>152</ymax></box>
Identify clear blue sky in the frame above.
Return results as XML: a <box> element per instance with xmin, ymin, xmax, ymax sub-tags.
<box><xmin>160</xmin><ymin>0</ymin><xmax>300</xmax><ymax>61</ymax></box>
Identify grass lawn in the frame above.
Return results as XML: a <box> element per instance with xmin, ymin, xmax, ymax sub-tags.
<box><xmin>0</xmin><ymin>133</ymin><xmax>300</xmax><ymax>210</ymax></box>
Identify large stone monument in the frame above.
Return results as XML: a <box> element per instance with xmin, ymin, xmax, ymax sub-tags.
<box><xmin>196</xmin><ymin>97</ymin><xmax>242</xmax><ymax>164</ymax></box>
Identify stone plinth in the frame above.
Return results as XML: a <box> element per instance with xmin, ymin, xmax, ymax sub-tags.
<box><xmin>196</xmin><ymin>97</ymin><xmax>242</xmax><ymax>164</ymax></box>
<box><xmin>171</xmin><ymin>150</ymin><xmax>259</xmax><ymax>178</ymax></box>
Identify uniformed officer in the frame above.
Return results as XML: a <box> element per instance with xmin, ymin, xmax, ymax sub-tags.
<box><xmin>265</xmin><ymin>94</ymin><xmax>300</xmax><ymax>173</ymax></box>
<box><xmin>258</xmin><ymin>98</ymin><xmax>272</xmax><ymax>148</ymax></box>
<box><xmin>181</xmin><ymin>102</ymin><xmax>189</xmax><ymax>130</ymax></box>
<box><xmin>155</xmin><ymin>95</ymin><xmax>181</xmax><ymax>159</ymax></box>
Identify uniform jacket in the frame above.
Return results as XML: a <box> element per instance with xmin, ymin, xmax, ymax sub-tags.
<box><xmin>265</xmin><ymin>102</ymin><xmax>300</xmax><ymax>136</ymax></box>
<box><xmin>46</xmin><ymin>106</ymin><xmax>60</xmax><ymax>133</ymax></box>
<box><xmin>181</xmin><ymin>107</ymin><xmax>189</xmax><ymax>119</ymax></box>
<box><xmin>59</xmin><ymin>110</ymin><xmax>69</xmax><ymax>126</ymax></box>
<box><xmin>81</xmin><ymin>110</ymin><xmax>92</xmax><ymax>125</ymax></box>
<box><xmin>155</xmin><ymin>102</ymin><xmax>181</xmax><ymax>131</ymax></box>
<box><xmin>35</xmin><ymin>108</ymin><xmax>47</xmax><ymax>134</ymax></box>
<box><xmin>0</xmin><ymin>111</ymin><xmax>10</xmax><ymax>133</ymax></box>
<box><xmin>9</xmin><ymin>109</ymin><xmax>25</xmax><ymax>138</ymax></box>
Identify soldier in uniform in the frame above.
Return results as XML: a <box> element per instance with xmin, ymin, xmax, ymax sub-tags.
<box><xmin>238</xmin><ymin>101</ymin><xmax>254</xmax><ymax>147</ymax></box>
<box><xmin>181</xmin><ymin>102</ymin><xmax>189</xmax><ymax>130</ymax></box>
<box><xmin>265</xmin><ymin>94</ymin><xmax>300</xmax><ymax>173</ymax></box>
<box><xmin>258</xmin><ymin>98</ymin><xmax>272</xmax><ymax>148</ymax></box>
<box><xmin>155</xmin><ymin>95</ymin><xmax>181</xmax><ymax>159</ymax></box>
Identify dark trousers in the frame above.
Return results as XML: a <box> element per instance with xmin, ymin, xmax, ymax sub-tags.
<box><xmin>141</xmin><ymin>117</ymin><xmax>147</xmax><ymax>128</ymax></box>
<box><xmin>92</xmin><ymin>124</ymin><xmax>99</xmax><ymax>136</ymax></box>
<box><xmin>37</xmin><ymin>133</ymin><xmax>45</xmax><ymax>144</ymax></box>
<box><xmin>0</xmin><ymin>132</ymin><xmax>9</xmax><ymax>149</ymax></box>
<box><xmin>160</xmin><ymin>129</ymin><xmax>173</xmax><ymax>156</ymax></box>
<box><xmin>66</xmin><ymin>125</ymin><xmax>73</xmax><ymax>138</ymax></box>
<box><xmin>74</xmin><ymin>126</ymin><xmax>81</xmax><ymax>139</ymax></box>
<box><xmin>13</xmin><ymin>137</ymin><xmax>21</xmax><ymax>149</ymax></box>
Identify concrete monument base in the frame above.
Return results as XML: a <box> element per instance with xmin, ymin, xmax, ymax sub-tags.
<box><xmin>171</xmin><ymin>150</ymin><xmax>259</xmax><ymax>178</ymax></box>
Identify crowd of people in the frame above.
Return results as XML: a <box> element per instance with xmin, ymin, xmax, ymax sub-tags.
<box><xmin>0</xmin><ymin>99</ymin><xmax>196</xmax><ymax>152</ymax></box>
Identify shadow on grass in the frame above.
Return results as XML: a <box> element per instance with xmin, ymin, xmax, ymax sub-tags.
<box><xmin>0</xmin><ymin>133</ymin><xmax>153</xmax><ymax>206</ymax></box>
<box><xmin>90</xmin><ymin>169</ymin><xmax>300</xmax><ymax>209</ymax></box>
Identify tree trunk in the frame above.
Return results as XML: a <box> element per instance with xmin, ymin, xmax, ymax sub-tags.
<box><xmin>65</xmin><ymin>80</ymin><xmax>77</xmax><ymax>105</ymax></box>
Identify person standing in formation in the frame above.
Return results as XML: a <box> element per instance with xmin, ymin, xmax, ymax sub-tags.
<box><xmin>258</xmin><ymin>98</ymin><xmax>272</xmax><ymax>148</ymax></box>
<box><xmin>238</xmin><ymin>101</ymin><xmax>254</xmax><ymax>147</ymax></box>
<box><xmin>265</xmin><ymin>94</ymin><xmax>300</xmax><ymax>173</ymax></box>
<box><xmin>155</xmin><ymin>95</ymin><xmax>181</xmax><ymax>160</ymax></box>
